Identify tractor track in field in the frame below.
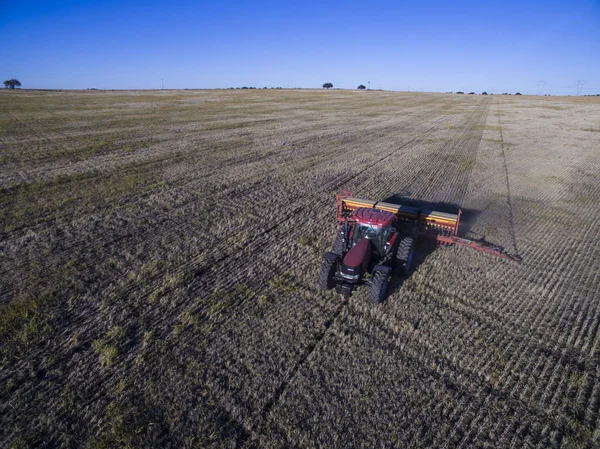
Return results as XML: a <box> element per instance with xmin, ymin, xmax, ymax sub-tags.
<box><xmin>398</xmin><ymin>107</ymin><xmax>600</xmax><ymax>446</ymax></box>
<box><xmin>343</xmin><ymin>96</ymin><xmax>492</xmax><ymax>208</ymax></box>
<box><xmin>416</xmin><ymin>263</ymin><xmax>600</xmax><ymax>443</ymax></box>
<box><xmin>258</xmin><ymin>293</ymin><xmax>350</xmax><ymax>423</ymax></box>
<box><xmin>479</xmin><ymin>192</ymin><xmax>600</xmax><ymax>383</ymax></box>
<box><xmin>432</xmin><ymin>118</ymin><xmax>587</xmax><ymax>407</ymax></box>
<box><xmin>496</xmin><ymin>99</ymin><xmax>520</xmax><ymax>259</ymax></box>
<box><xmin>5</xmin><ymin>112</ymin><xmax>52</xmax><ymax>144</ymax></box>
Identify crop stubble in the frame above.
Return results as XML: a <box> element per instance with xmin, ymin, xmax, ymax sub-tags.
<box><xmin>1</xmin><ymin>90</ymin><xmax>599</xmax><ymax>448</ymax></box>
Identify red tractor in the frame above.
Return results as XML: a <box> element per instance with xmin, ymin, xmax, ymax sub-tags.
<box><xmin>319</xmin><ymin>192</ymin><xmax>518</xmax><ymax>303</ymax></box>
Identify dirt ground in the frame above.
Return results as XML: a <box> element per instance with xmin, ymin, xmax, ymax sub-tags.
<box><xmin>1</xmin><ymin>89</ymin><xmax>599</xmax><ymax>448</ymax></box>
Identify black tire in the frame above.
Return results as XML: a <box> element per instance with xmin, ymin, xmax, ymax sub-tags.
<box><xmin>395</xmin><ymin>237</ymin><xmax>415</xmax><ymax>276</ymax></box>
<box><xmin>369</xmin><ymin>270</ymin><xmax>388</xmax><ymax>304</ymax></box>
<box><xmin>319</xmin><ymin>256</ymin><xmax>337</xmax><ymax>290</ymax></box>
<box><xmin>332</xmin><ymin>227</ymin><xmax>345</xmax><ymax>255</ymax></box>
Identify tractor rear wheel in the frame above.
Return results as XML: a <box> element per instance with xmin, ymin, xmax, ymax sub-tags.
<box><xmin>319</xmin><ymin>256</ymin><xmax>337</xmax><ymax>290</ymax></box>
<box><xmin>395</xmin><ymin>236</ymin><xmax>415</xmax><ymax>276</ymax></box>
<box><xmin>369</xmin><ymin>270</ymin><xmax>388</xmax><ymax>304</ymax></box>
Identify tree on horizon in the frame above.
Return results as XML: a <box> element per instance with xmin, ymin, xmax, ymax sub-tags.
<box><xmin>323</xmin><ymin>82</ymin><xmax>333</xmax><ymax>89</ymax></box>
<box><xmin>4</xmin><ymin>79</ymin><xmax>21</xmax><ymax>89</ymax></box>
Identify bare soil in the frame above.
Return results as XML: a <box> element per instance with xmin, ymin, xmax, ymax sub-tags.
<box><xmin>1</xmin><ymin>89</ymin><xmax>600</xmax><ymax>448</ymax></box>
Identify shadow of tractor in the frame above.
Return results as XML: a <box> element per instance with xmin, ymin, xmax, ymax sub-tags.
<box><xmin>380</xmin><ymin>194</ymin><xmax>484</xmax><ymax>301</ymax></box>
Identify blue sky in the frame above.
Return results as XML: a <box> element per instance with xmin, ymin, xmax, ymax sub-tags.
<box><xmin>1</xmin><ymin>0</ymin><xmax>599</xmax><ymax>94</ymax></box>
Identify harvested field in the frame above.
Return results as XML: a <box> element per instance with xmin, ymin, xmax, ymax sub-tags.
<box><xmin>1</xmin><ymin>89</ymin><xmax>600</xmax><ymax>448</ymax></box>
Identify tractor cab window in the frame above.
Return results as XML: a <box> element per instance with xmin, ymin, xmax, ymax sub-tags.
<box><xmin>381</xmin><ymin>227</ymin><xmax>392</xmax><ymax>242</ymax></box>
<box><xmin>353</xmin><ymin>224</ymin><xmax>385</xmax><ymax>253</ymax></box>
<box><xmin>353</xmin><ymin>224</ymin><xmax>379</xmax><ymax>242</ymax></box>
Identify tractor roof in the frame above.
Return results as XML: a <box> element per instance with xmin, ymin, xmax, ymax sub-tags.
<box><xmin>354</xmin><ymin>207</ymin><xmax>396</xmax><ymax>227</ymax></box>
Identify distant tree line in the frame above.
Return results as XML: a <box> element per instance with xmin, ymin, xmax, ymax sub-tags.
<box><xmin>225</xmin><ymin>83</ymin><xmax>376</xmax><ymax>91</ymax></box>
<box><xmin>453</xmin><ymin>91</ymin><xmax>524</xmax><ymax>95</ymax></box>
<box><xmin>323</xmin><ymin>83</ymin><xmax>370</xmax><ymax>90</ymax></box>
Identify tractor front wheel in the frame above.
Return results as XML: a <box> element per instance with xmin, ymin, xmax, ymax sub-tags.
<box><xmin>369</xmin><ymin>270</ymin><xmax>388</xmax><ymax>304</ymax></box>
<box><xmin>319</xmin><ymin>255</ymin><xmax>337</xmax><ymax>290</ymax></box>
<box><xmin>332</xmin><ymin>227</ymin><xmax>345</xmax><ymax>255</ymax></box>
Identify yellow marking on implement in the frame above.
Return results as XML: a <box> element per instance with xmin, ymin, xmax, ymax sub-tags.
<box><xmin>373</xmin><ymin>201</ymin><xmax>400</xmax><ymax>214</ymax></box>
<box><xmin>343</xmin><ymin>197</ymin><xmax>377</xmax><ymax>210</ymax></box>
<box><xmin>422</xmin><ymin>210</ymin><xmax>459</xmax><ymax>220</ymax></box>
<box><xmin>421</xmin><ymin>209</ymin><xmax>458</xmax><ymax>227</ymax></box>
<box><xmin>423</xmin><ymin>214</ymin><xmax>458</xmax><ymax>221</ymax></box>
<box><xmin>375</xmin><ymin>202</ymin><xmax>418</xmax><ymax>217</ymax></box>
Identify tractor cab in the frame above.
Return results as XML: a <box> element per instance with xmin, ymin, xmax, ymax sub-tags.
<box><xmin>351</xmin><ymin>208</ymin><xmax>397</xmax><ymax>256</ymax></box>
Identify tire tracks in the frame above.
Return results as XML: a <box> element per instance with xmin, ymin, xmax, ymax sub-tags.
<box><xmin>496</xmin><ymin>99</ymin><xmax>520</xmax><ymax>257</ymax></box>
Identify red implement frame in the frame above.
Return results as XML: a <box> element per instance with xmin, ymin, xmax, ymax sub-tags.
<box><xmin>335</xmin><ymin>192</ymin><xmax>521</xmax><ymax>263</ymax></box>
<box><xmin>335</xmin><ymin>190</ymin><xmax>355</xmax><ymax>222</ymax></box>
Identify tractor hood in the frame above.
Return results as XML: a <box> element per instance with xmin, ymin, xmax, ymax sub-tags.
<box><xmin>343</xmin><ymin>238</ymin><xmax>371</xmax><ymax>269</ymax></box>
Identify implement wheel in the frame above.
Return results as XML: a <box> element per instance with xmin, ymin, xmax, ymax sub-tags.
<box><xmin>395</xmin><ymin>237</ymin><xmax>415</xmax><ymax>276</ymax></box>
<box><xmin>319</xmin><ymin>254</ymin><xmax>337</xmax><ymax>290</ymax></box>
<box><xmin>369</xmin><ymin>270</ymin><xmax>388</xmax><ymax>304</ymax></box>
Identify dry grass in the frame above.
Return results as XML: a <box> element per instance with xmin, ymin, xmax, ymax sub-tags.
<box><xmin>1</xmin><ymin>89</ymin><xmax>600</xmax><ymax>448</ymax></box>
